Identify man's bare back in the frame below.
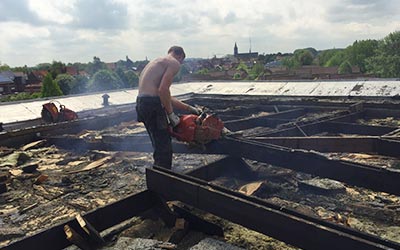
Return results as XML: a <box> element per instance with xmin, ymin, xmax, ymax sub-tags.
<box><xmin>138</xmin><ymin>55</ymin><xmax>180</xmax><ymax>96</ymax></box>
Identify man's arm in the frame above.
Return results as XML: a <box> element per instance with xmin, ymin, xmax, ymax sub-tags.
<box><xmin>158</xmin><ymin>61</ymin><xmax>179</xmax><ymax>114</ymax></box>
<box><xmin>171</xmin><ymin>97</ymin><xmax>190</xmax><ymax>110</ymax></box>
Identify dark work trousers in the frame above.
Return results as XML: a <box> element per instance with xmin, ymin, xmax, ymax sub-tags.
<box><xmin>136</xmin><ymin>96</ymin><xmax>172</xmax><ymax>169</ymax></box>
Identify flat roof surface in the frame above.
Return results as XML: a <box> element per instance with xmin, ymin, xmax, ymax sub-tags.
<box><xmin>1</xmin><ymin>80</ymin><xmax>399</xmax><ymax>124</ymax></box>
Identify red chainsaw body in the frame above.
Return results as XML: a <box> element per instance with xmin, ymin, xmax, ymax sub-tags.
<box><xmin>171</xmin><ymin>114</ymin><xmax>224</xmax><ymax>144</ymax></box>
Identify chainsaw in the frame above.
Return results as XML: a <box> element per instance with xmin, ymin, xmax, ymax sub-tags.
<box><xmin>170</xmin><ymin>112</ymin><xmax>224</xmax><ymax>144</ymax></box>
<box><xmin>41</xmin><ymin>102</ymin><xmax>78</xmax><ymax>123</ymax></box>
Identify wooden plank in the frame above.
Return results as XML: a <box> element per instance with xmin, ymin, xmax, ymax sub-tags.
<box><xmin>224</xmin><ymin>108</ymin><xmax>305</xmax><ymax>131</ymax></box>
<box><xmin>147</xmin><ymin>167</ymin><xmax>399</xmax><ymax>250</ymax></box>
<box><xmin>248</xmin><ymin>136</ymin><xmax>376</xmax><ymax>153</ymax></box>
<box><xmin>210</xmin><ymin>137</ymin><xmax>400</xmax><ymax>196</ymax></box>
<box><xmin>64</xmin><ymin>225</ymin><xmax>91</xmax><ymax>250</ymax></box>
<box><xmin>76</xmin><ymin>214</ymin><xmax>105</xmax><ymax>246</ymax></box>
<box><xmin>67</xmin><ymin>156</ymin><xmax>113</xmax><ymax>173</ymax></box>
<box><xmin>4</xmin><ymin>190</ymin><xmax>158</xmax><ymax>250</ymax></box>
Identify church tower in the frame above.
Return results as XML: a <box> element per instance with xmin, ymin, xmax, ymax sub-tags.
<box><xmin>234</xmin><ymin>42</ymin><xmax>238</xmax><ymax>57</ymax></box>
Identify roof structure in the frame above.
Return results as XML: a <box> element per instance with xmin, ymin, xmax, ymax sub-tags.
<box><xmin>0</xmin><ymin>80</ymin><xmax>400</xmax><ymax>125</ymax></box>
<box><xmin>2</xmin><ymin>90</ymin><xmax>400</xmax><ymax>250</ymax></box>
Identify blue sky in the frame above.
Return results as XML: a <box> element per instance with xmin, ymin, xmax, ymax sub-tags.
<box><xmin>0</xmin><ymin>0</ymin><xmax>399</xmax><ymax>67</ymax></box>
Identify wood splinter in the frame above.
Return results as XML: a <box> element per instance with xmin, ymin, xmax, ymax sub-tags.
<box><xmin>76</xmin><ymin>214</ymin><xmax>105</xmax><ymax>246</ymax></box>
<box><xmin>64</xmin><ymin>224</ymin><xmax>92</xmax><ymax>250</ymax></box>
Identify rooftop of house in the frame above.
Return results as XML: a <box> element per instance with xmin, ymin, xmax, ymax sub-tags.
<box><xmin>0</xmin><ymin>79</ymin><xmax>399</xmax><ymax>125</ymax></box>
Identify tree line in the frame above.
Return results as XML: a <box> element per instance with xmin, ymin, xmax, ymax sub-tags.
<box><xmin>262</xmin><ymin>31</ymin><xmax>400</xmax><ymax>77</ymax></box>
<box><xmin>0</xmin><ymin>57</ymin><xmax>142</xmax><ymax>102</ymax></box>
<box><xmin>1</xmin><ymin>30</ymin><xmax>399</xmax><ymax>101</ymax></box>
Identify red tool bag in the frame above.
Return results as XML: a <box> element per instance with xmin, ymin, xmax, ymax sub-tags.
<box><xmin>41</xmin><ymin>102</ymin><xmax>60</xmax><ymax>123</ymax></box>
<box><xmin>41</xmin><ymin>102</ymin><xmax>78</xmax><ymax>123</ymax></box>
<box><xmin>58</xmin><ymin>105</ymin><xmax>78</xmax><ymax>122</ymax></box>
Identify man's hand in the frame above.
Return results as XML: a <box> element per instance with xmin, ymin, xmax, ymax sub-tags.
<box><xmin>167</xmin><ymin>112</ymin><xmax>180</xmax><ymax>127</ymax></box>
<box><xmin>187</xmin><ymin>105</ymin><xmax>202</xmax><ymax>115</ymax></box>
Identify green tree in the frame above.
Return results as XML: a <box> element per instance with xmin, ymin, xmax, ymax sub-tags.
<box><xmin>294</xmin><ymin>49</ymin><xmax>314</xmax><ymax>65</ymax></box>
<box><xmin>316</xmin><ymin>49</ymin><xmax>342</xmax><ymax>66</ymax></box>
<box><xmin>346</xmin><ymin>40</ymin><xmax>379</xmax><ymax>72</ymax></box>
<box><xmin>196</xmin><ymin>68</ymin><xmax>209</xmax><ymax>75</ymax></box>
<box><xmin>67</xmin><ymin>62</ymin><xmax>87</xmax><ymax>72</ymax></box>
<box><xmin>233</xmin><ymin>72</ymin><xmax>242</xmax><ymax>79</ymax></box>
<box><xmin>49</xmin><ymin>61</ymin><xmax>66</xmax><ymax>79</ymax></box>
<box><xmin>55</xmin><ymin>74</ymin><xmax>77</xmax><ymax>95</ymax></box>
<box><xmin>125</xmin><ymin>70</ymin><xmax>139</xmax><ymax>88</ymax></box>
<box><xmin>41</xmin><ymin>73</ymin><xmax>63</xmax><ymax>97</ymax></box>
<box><xmin>293</xmin><ymin>48</ymin><xmax>317</xmax><ymax>66</ymax></box>
<box><xmin>86</xmin><ymin>56</ymin><xmax>106</xmax><ymax>75</ymax></box>
<box><xmin>236</xmin><ymin>61</ymin><xmax>249</xmax><ymax>72</ymax></box>
<box><xmin>325</xmin><ymin>51</ymin><xmax>347</xmax><ymax>67</ymax></box>
<box><xmin>87</xmin><ymin>69</ymin><xmax>123</xmax><ymax>92</ymax></box>
<box><xmin>282</xmin><ymin>56</ymin><xmax>301</xmax><ymax>69</ymax></box>
<box><xmin>115</xmin><ymin>67</ymin><xmax>129</xmax><ymax>88</ymax></box>
<box><xmin>248</xmin><ymin>62</ymin><xmax>264</xmax><ymax>80</ymax></box>
<box><xmin>35</xmin><ymin>63</ymin><xmax>51</xmax><ymax>71</ymax></box>
<box><xmin>338</xmin><ymin>61</ymin><xmax>352</xmax><ymax>74</ymax></box>
<box><xmin>0</xmin><ymin>92</ymin><xmax>41</xmax><ymax>102</ymax></box>
<box><xmin>366</xmin><ymin>31</ymin><xmax>400</xmax><ymax>77</ymax></box>
<box><xmin>0</xmin><ymin>63</ymin><xmax>11</xmax><ymax>71</ymax></box>
<box><xmin>12</xmin><ymin>65</ymin><xmax>29</xmax><ymax>74</ymax></box>
<box><xmin>74</xmin><ymin>75</ymin><xmax>89</xmax><ymax>94</ymax></box>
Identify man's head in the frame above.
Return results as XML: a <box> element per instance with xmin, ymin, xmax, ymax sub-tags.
<box><xmin>168</xmin><ymin>46</ymin><xmax>185</xmax><ymax>64</ymax></box>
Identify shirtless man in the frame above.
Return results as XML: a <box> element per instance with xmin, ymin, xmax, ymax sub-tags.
<box><xmin>136</xmin><ymin>46</ymin><xmax>201</xmax><ymax>169</ymax></box>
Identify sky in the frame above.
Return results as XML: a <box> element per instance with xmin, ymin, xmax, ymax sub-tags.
<box><xmin>0</xmin><ymin>0</ymin><xmax>399</xmax><ymax>67</ymax></box>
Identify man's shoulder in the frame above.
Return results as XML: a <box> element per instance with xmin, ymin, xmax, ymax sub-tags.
<box><xmin>165</xmin><ymin>56</ymin><xmax>180</xmax><ymax>68</ymax></box>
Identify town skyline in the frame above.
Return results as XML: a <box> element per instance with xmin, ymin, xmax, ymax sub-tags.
<box><xmin>1</xmin><ymin>0</ymin><xmax>399</xmax><ymax>67</ymax></box>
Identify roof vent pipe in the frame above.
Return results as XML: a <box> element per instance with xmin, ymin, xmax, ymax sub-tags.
<box><xmin>102</xmin><ymin>94</ymin><xmax>110</xmax><ymax>107</ymax></box>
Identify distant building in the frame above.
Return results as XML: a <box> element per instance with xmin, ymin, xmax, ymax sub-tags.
<box><xmin>25</xmin><ymin>70</ymin><xmax>48</xmax><ymax>93</ymax></box>
<box><xmin>126</xmin><ymin>56</ymin><xmax>135</xmax><ymax>70</ymax></box>
<box><xmin>0</xmin><ymin>71</ymin><xmax>27</xmax><ymax>94</ymax></box>
<box><xmin>233</xmin><ymin>42</ymin><xmax>258</xmax><ymax>60</ymax></box>
<box><xmin>106</xmin><ymin>62</ymin><xmax>117</xmax><ymax>71</ymax></box>
<box><xmin>66</xmin><ymin>66</ymin><xmax>79</xmax><ymax>76</ymax></box>
<box><xmin>0</xmin><ymin>73</ymin><xmax>13</xmax><ymax>95</ymax></box>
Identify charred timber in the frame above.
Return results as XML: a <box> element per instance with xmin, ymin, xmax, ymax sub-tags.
<box><xmin>147</xmin><ymin>167</ymin><xmax>400</xmax><ymax>250</ymax></box>
<box><xmin>3</xmin><ymin>190</ymin><xmax>157</xmax><ymax>250</ymax></box>
<box><xmin>247</xmin><ymin>136</ymin><xmax>400</xmax><ymax>157</ymax></box>
<box><xmin>208</xmin><ymin>137</ymin><xmax>400</xmax><ymax>196</ymax></box>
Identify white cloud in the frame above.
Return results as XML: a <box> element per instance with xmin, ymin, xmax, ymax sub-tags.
<box><xmin>0</xmin><ymin>0</ymin><xmax>399</xmax><ymax>67</ymax></box>
<box><xmin>28</xmin><ymin>0</ymin><xmax>75</xmax><ymax>24</ymax></box>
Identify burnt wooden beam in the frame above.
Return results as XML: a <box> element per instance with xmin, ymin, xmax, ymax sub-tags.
<box><xmin>3</xmin><ymin>190</ymin><xmax>158</xmax><ymax>250</ymax></box>
<box><xmin>247</xmin><ymin>136</ymin><xmax>400</xmax><ymax>157</ymax></box>
<box><xmin>260</xmin><ymin>115</ymin><xmax>395</xmax><ymax>137</ymax></box>
<box><xmin>215</xmin><ymin>106</ymin><xmax>275</xmax><ymax>117</ymax></box>
<box><xmin>365</xmin><ymin>108</ymin><xmax>400</xmax><ymax>119</ymax></box>
<box><xmin>190</xmin><ymin>94</ymin><xmax>400</xmax><ymax>110</ymax></box>
<box><xmin>146</xmin><ymin>167</ymin><xmax>400</xmax><ymax>250</ymax></box>
<box><xmin>207</xmin><ymin>137</ymin><xmax>400</xmax><ymax>195</ymax></box>
<box><xmin>224</xmin><ymin>108</ymin><xmax>306</xmax><ymax>131</ymax></box>
<box><xmin>323</xmin><ymin>122</ymin><xmax>397</xmax><ymax>136</ymax></box>
<box><xmin>257</xmin><ymin>112</ymin><xmax>363</xmax><ymax>137</ymax></box>
<box><xmin>376</xmin><ymin>138</ymin><xmax>400</xmax><ymax>157</ymax></box>
<box><xmin>0</xmin><ymin>110</ymin><xmax>137</xmax><ymax>148</ymax></box>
